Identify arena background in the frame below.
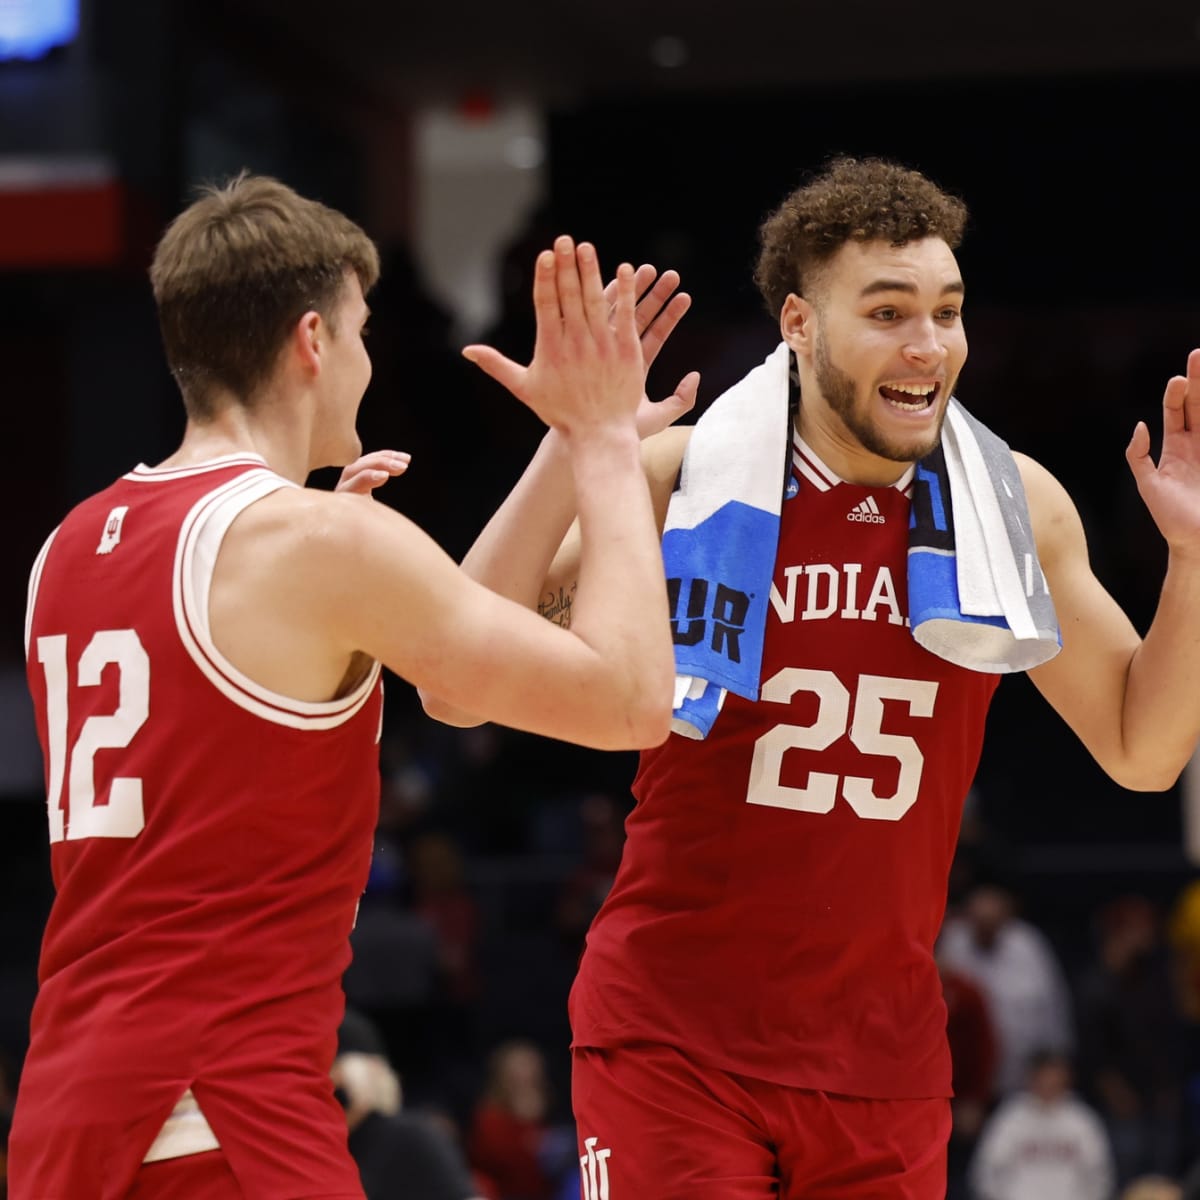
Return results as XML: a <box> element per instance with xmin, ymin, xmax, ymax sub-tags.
<box><xmin>3</xmin><ymin>1</ymin><xmax>1200</xmax><ymax>1194</ymax></box>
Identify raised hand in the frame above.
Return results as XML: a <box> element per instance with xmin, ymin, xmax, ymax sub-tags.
<box><xmin>334</xmin><ymin>449</ymin><xmax>411</xmax><ymax>496</ymax></box>
<box><xmin>462</xmin><ymin>237</ymin><xmax>655</xmax><ymax>436</ymax></box>
<box><xmin>1126</xmin><ymin>347</ymin><xmax>1200</xmax><ymax>558</ymax></box>
<box><xmin>606</xmin><ymin>263</ymin><xmax>700</xmax><ymax>438</ymax></box>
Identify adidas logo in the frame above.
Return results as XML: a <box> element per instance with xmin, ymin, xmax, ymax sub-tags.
<box><xmin>846</xmin><ymin>497</ymin><xmax>886</xmax><ymax>524</ymax></box>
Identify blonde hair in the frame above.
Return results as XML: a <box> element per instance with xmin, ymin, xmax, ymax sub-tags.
<box><xmin>149</xmin><ymin>171</ymin><xmax>380</xmax><ymax>418</ymax></box>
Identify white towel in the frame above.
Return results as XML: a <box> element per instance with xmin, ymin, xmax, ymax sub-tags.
<box><xmin>664</xmin><ymin>342</ymin><xmax>1061</xmax><ymax>739</ymax></box>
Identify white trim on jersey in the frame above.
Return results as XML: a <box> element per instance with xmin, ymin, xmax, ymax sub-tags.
<box><xmin>792</xmin><ymin>439</ymin><xmax>839</xmax><ymax>492</ymax></box>
<box><xmin>174</xmin><ymin>470</ymin><xmax>382</xmax><ymax>730</ymax></box>
<box><xmin>793</xmin><ymin>435</ymin><xmax>917</xmax><ymax>495</ymax></box>
<box><xmin>124</xmin><ymin>454</ymin><xmax>268</xmax><ymax>483</ymax></box>
<box><xmin>25</xmin><ymin>525</ymin><xmax>61</xmax><ymax>659</ymax></box>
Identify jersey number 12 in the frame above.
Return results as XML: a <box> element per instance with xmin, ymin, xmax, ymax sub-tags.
<box><xmin>35</xmin><ymin>630</ymin><xmax>149</xmax><ymax>843</ymax></box>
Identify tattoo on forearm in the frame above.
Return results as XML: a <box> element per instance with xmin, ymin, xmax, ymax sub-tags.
<box><xmin>539</xmin><ymin>583</ymin><xmax>577</xmax><ymax>628</ymax></box>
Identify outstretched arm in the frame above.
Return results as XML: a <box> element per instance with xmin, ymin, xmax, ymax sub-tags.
<box><xmin>294</xmin><ymin>237</ymin><xmax>679</xmax><ymax>749</ymax></box>
<box><xmin>1026</xmin><ymin>348</ymin><xmax>1200</xmax><ymax>790</ymax></box>
<box><xmin>420</xmin><ymin>259</ymin><xmax>698</xmax><ymax>726</ymax></box>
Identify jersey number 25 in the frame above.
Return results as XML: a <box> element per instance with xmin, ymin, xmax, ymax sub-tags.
<box><xmin>748</xmin><ymin>668</ymin><xmax>938</xmax><ymax>821</ymax></box>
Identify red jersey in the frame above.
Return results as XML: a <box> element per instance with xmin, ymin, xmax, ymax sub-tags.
<box><xmin>569</xmin><ymin>438</ymin><xmax>1000</xmax><ymax>1099</ymax></box>
<box><xmin>13</xmin><ymin>456</ymin><xmax>383</xmax><ymax>1199</ymax></box>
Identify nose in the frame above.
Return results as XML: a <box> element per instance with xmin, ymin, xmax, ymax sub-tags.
<box><xmin>902</xmin><ymin>318</ymin><xmax>947</xmax><ymax>366</ymax></box>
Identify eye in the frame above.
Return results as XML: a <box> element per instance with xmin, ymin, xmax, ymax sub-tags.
<box><xmin>871</xmin><ymin>308</ymin><xmax>899</xmax><ymax>321</ymax></box>
<box><xmin>935</xmin><ymin>308</ymin><xmax>961</xmax><ymax>322</ymax></box>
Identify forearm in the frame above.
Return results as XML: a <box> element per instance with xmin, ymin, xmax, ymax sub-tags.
<box><xmin>1122</xmin><ymin>553</ymin><xmax>1200</xmax><ymax>787</ymax></box>
<box><xmin>459</xmin><ymin>429</ymin><xmax>577</xmax><ymax>609</ymax></box>
<box><xmin>419</xmin><ymin>431</ymin><xmax>578</xmax><ymax>727</ymax></box>
<box><xmin>566</xmin><ymin>425</ymin><xmax>674</xmax><ymax>741</ymax></box>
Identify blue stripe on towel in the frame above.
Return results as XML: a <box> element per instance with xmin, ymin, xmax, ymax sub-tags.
<box><xmin>663</xmin><ymin>500</ymin><xmax>780</xmax><ymax>700</ymax></box>
<box><xmin>908</xmin><ymin>547</ymin><xmax>1010</xmax><ymax>633</ymax></box>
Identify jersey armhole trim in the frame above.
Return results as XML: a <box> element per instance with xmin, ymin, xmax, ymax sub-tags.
<box><xmin>173</xmin><ymin>471</ymin><xmax>380</xmax><ymax>730</ymax></box>
<box><xmin>25</xmin><ymin>525</ymin><xmax>61</xmax><ymax>659</ymax></box>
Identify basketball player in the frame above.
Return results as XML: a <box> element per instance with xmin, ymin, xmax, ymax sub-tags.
<box><xmin>421</xmin><ymin>156</ymin><xmax>1200</xmax><ymax>1197</ymax></box>
<box><xmin>11</xmin><ymin>173</ymin><xmax>681</xmax><ymax>1199</ymax></box>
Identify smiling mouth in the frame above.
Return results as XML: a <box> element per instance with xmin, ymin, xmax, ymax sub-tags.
<box><xmin>879</xmin><ymin>382</ymin><xmax>939</xmax><ymax>412</ymax></box>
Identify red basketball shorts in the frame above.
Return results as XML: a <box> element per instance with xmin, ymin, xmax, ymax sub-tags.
<box><xmin>127</xmin><ymin>1151</ymin><xmax>244</xmax><ymax>1199</ymax></box>
<box><xmin>126</xmin><ymin>1150</ymin><xmax>365</xmax><ymax>1199</ymax></box>
<box><xmin>571</xmin><ymin>1044</ymin><xmax>950</xmax><ymax>1199</ymax></box>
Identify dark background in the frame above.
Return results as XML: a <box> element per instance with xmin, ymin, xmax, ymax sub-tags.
<box><xmin>3</xmin><ymin>0</ymin><xmax>1200</xmax><ymax>1187</ymax></box>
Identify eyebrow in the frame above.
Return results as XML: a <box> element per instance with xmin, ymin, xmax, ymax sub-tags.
<box><xmin>858</xmin><ymin>279</ymin><xmax>965</xmax><ymax>299</ymax></box>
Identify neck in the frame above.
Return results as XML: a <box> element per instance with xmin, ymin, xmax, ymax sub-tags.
<box><xmin>794</xmin><ymin>409</ymin><xmax>913</xmax><ymax>489</ymax></box>
<box><xmin>158</xmin><ymin>388</ymin><xmax>315</xmax><ymax>485</ymax></box>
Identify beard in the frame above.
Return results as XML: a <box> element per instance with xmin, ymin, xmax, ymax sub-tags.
<box><xmin>813</xmin><ymin>329</ymin><xmax>948</xmax><ymax>464</ymax></box>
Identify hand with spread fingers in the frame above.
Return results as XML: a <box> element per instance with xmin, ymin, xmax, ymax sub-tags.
<box><xmin>462</xmin><ymin>235</ymin><xmax>644</xmax><ymax>437</ymax></box>
<box><xmin>605</xmin><ymin>263</ymin><xmax>700</xmax><ymax>438</ymax></box>
<box><xmin>1126</xmin><ymin>347</ymin><xmax>1200</xmax><ymax>557</ymax></box>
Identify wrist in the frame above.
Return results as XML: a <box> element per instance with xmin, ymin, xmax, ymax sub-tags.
<box><xmin>561</xmin><ymin>419</ymin><xmax>641</xmax><ymax>459</ymax></box>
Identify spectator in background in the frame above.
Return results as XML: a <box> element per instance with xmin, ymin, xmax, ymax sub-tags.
<box><xmin>468</xmin><ymin>1039</ymin><xmax>575</xmax><ymax>1200</ymax></box>
<box><xmin>1168</xmin><ymin>879</ymin><xmax>1200</xmax><ymax>1165</ymax></box>
<box><xmin>342</xmin><ymin>865</ymin><xmax>441</xmax><ymax>1093</ymax></box>
<box><xmin>409</xmin><ymin>831</ymin><xmax>482</xmax><ymax>1007</ymax></box>
<box><xmin>554</xmin><ymin>793</ymin><xmax>627</xmax><ymax>953</ymax></box>
<box><xmin>1077</xmin><ymin>893</ymin><xmax>1184</xmax><ymax>1186</ymax></box>
<box><xmin>334</xmin><ymin>1007</ymin><xmax>484</xmax><ymax>1200</ymax></box>
<box><xmin>969</xmin><ymin>1048</ymin><xmax>1115</xmax><ymax>1200</ymax></box>
<box><xmin>1169</xmin><ymin>881</ymin><xmax>1200</xmax><ymax>1023</ymax></box>
<box><xmin>940</xmin><ymin>953</ymin><xmax>999</xmax><ymax>1200</ymax></box>
<box><xmin>939</xmin><ymin>882</ymin><xmax>1075</xmax><ymax>1096</ymax></box>
<box><xmin>408</xmin><ymin>829</ymin><xmax>485</xmax><ymax>1102</ymax></box>
<box><xmin>1123</xmin><ymin>1177</ymin><xmax>1183</xmax><ymax>1200</ymax></box>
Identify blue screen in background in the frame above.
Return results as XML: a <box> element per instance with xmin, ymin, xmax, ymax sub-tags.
<box><xmin>0</xmin><ymin>0</ymin><xmax>80</xmax><ymax>61</ymax></box>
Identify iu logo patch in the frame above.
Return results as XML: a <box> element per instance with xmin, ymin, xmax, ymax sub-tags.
<box><xmin>580</xmin><ymin>1135</ymin><xmax>612</xmax><ymax>1200</ymax></box>
<box><xmin>96</xmin><ymin>506</ymin><xmax>130</xmax><ymax>555</ymax></box>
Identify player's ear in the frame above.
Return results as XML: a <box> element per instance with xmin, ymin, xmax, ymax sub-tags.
<box><xmin>780</xmin><ymin>293</ymin><xmax>815</xmax><ymax>360</ymax></box>
<box><xmin>292</xmin><ymin>311</ymin><xmax>323</xmax><ymax>376</ymax></box>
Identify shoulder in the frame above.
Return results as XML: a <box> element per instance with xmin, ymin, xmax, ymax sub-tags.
<box><xmin>230</xmin><ymin>485</ymin><xmax>419</xmax><ymax>559</ymax></box>
<box><xmin>1014</xmin><ymin>451</ymin><xmax>1075</xmax><ymax>522</ymax></box>
<box><xmin>219</xmin><ymin>485</ymin><xmax>440</xmax><ymax>618</ymax></box>
<box><xmin>1013</xmin><ymin>451</ymin><xmax>1087</xmax><ymax>566</ymax></box>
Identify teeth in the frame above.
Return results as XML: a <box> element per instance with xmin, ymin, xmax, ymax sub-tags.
<box><xmin>888</xmin><ymin>383</ymin><xmax>935</xmax><ymax>396</ymax></box>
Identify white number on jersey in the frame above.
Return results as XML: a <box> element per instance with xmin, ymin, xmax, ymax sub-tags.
<box><xmin>35</xmin><ymin>630</ymin><xmax>150</xmax><ymax>842</ymax></box>
<box><xmin>747</xmin><ymin>669</ymin><xmax>938</xmax><ymax>821</ymax></box>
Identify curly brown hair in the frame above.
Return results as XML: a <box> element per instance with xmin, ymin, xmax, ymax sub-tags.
<box><xmin>754</xmin><ymin>156</ymin><xmax>968</xmax><ymax>318</ymax></box>
<box><xmin>150</xmin><ymin>172</ymin><xmax>380</xmax><ymax>419</ymax></box>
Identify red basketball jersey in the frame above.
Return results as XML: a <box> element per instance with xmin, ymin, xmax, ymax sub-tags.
<box><xmin>13</xmin><ymin>456</ymin><xmax>383</xmax><ymax>1198</ymax></box>
<box><xmin>569</xmin><ymin>438</ymin><xmax>1000</xmax><ymax>1099</ymax></box>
